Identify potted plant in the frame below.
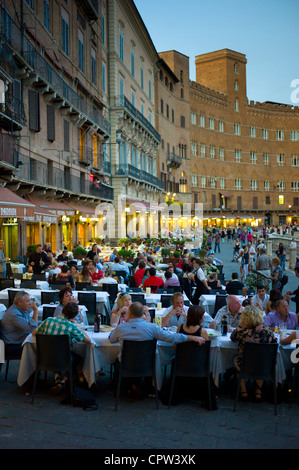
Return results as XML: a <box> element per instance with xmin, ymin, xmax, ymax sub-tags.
<box><xmin>117</xmin><ymin>248</ymin><xmax>135</xmax><ymax>262</ymax></box>
<box><xmin>72</xmin><ymin>246</ymin><xmax>88</xmax><ymax>259</ymax></box>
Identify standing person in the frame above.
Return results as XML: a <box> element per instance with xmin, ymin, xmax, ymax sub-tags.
<box><xmin>0</xmin><ymin>240</ymin><xmax>9</xmax><ymax>279</ymax></box>
<box><xmin>276</xmin><ymin>243</ymin><xmax>286</xmax><ymax>271</ymax></box>
<box><xmin>255</xmin><ymin>248</ymin><xmax>272</xmax><ymax>278</ymax></box>
<box><xmin>241</xmin><ymin>245</ymin><xmax>250</xmax><ymax>281</ymax></box>
<box><xmin>29</xmin><ymin>244</ymin><xmax>51</xmax><ymax>274</ymax></box>
<box><xmin>270</xmin><ymin>257</ymin><xmax>283</xmax><ymax>292</ymax></box>
<box><xmin>192</xmin><ymin>259</ymin><xmax>211</xmax><ymax>305</ymax></box>
<box><xmin>287</xmin><ymin>263</ymin><xmax>299</xmax><ymax>314</ymax></box>
<box><xmin>214</xmin><ymin>232</ymin><xmax>221</xmax><ymax>253</ymax></box>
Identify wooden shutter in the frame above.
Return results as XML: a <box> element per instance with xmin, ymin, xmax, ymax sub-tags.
<box><xmin>253</xmin><ymin>196</ymin><xmax>258</xmax><ymax>209</ymax></box>
<box><xmin>28</xmin><ymin>90</ymin><xmax>40</xmax><ymax>132</ymax></box>
<box><xmin>47</xmin><ymin>105</ymin><xmax>55</xmax><ymax>142</ymax></box>
<box><xmin>64</xmin><ymin>119</ymin><xmax>69</xmax><ymax>151</ymax></box>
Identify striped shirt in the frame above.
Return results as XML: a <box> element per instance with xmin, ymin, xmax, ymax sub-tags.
<box><xmin>36</xmin><ymin>316</ymin><xmax>85</xmax><ymax>343</ymax></box>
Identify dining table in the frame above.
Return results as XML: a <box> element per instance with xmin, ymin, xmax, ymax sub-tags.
<box><xmin>0</xmin><ymin>288</ymin><xmax>111</xmax><ymax>318</ymax></box>
<box><xmin>17</xmin><ymin>327</ymin><xmax>297</xmax><ymax>392</ymax></box>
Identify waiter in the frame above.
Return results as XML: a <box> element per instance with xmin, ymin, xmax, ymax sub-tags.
<box><xmin>192</xmin><ymin>258</ymin><xmax>211</xmax><ymax>305</ymax></box>
<box><xmin>28</xmin><ymin>244</ymin><xmax>51</xmax><ymax>274</ymax></box>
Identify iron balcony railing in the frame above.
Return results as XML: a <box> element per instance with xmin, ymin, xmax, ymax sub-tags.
<box><xmin>0</xmin><ymin>19</ymin><xmax>111</xmax><ymax>137</ymax></box>
<box><xmin>114</xmin><ymin>163</ymin><xmax>164</xmax><ymax>190</ymax></box>
<box><xmin>0</xmin><ymin>92</ymin><xmax>26</xmax><ymax>128</ymax></box>
<box><xmin>13</xmin><ymin>153</ymin><xmax>113</xmax><ymax>201</ymax></box>
<box><xmin>113</xmin><ymin>96</ymin><xmax>161</xmax><ymax>144</ymax></box>
<box><xmin>167</xmin><ymin>152</ymin><xmax>183</xmax><ymax>167</ymax></box>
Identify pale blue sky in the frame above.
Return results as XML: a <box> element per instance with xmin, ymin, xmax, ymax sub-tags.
<box><xmin>134</xmin><ymin>0</ymin><xmax>299</xmax><ymax>105</ymax></box>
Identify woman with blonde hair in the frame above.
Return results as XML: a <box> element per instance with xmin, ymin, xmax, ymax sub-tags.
<box><xmin>110</xmin><ymin>293</ymin><xmax>132</xmax><ymax>326</ymax></box>
<box><xmin>230</xmin><ymin>305</ymin><xmax>277</xmax><ymax>402</ymax></box>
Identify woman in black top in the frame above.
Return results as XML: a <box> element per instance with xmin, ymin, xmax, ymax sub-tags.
<box><xmin>177</xmin><ymin>305</ymin><xmax>209</xmax><ymax>340</ymax></box>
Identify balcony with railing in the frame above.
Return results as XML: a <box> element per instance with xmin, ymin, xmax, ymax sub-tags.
<box><xmin>114</xmin><ymin>163</ymin><xmax>164</xmax><ymax>190</ymax></box>
<box><xmin>167</xmin><ymin>152</ymin><xmax>183</xmax><ymax>168</ymax></box>
<box><xmin>0</xmin><ymin>19</ymin><xmax>111</xmax><ymax>137</ymax></box>
<box><xmin>10</xmin><ymin>153</ymin><xmax>113</xmax><ymax>201</ymax></box>
<box><xmin>113</xmin><ymin>96</ymin><xmax>161</xmax><ymax>144</ymax></box>
<box><xmin>0</xmin><ymin>92</ymin><xmax>26</xmax><ymax>131</ymax></box>
<box><xmin>80</xmin><ymin>0</ymin><xmax>99</xmax><ymax>21</ymax></box>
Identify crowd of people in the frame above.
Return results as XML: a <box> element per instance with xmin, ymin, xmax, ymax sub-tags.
<box><xmin>0</xmin><ymin>225</ymin><xmax>299</xmax><ymax>407</ymax></box>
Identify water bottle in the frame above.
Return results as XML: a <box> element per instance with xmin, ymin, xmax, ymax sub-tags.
<box><xmin>221</xmin><ymin>315</ymin><xmax>227</xmax><ymax>336</ymax></box>
<box><xmin>94</xmin><ymin>314</ymin><xmax>100</xmax><ymax>333</ymax></box>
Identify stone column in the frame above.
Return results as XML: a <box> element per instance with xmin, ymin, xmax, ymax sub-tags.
<box><xmin>266</xmin><ymin>239</ymin><xmax>272</xmax><ymax>257</ymax></box>
<box><xmin>289</xmin><ymin>247</ymin><xmax>297</xmax><ymax>270</ymax></box>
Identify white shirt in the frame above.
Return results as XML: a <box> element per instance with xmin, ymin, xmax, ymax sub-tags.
<box><xmin>196</xmin><ymin>267</ymin><xmax>206</xmax><ymax>281</ymax></box>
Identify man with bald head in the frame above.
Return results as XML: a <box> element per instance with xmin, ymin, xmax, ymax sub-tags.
<box><xmin>210</xmin><ymin>295</ymin><xmax>242</xmax><ymax>329</ymax></box>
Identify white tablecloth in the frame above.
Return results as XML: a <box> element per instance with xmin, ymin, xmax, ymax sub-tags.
<box><xmin>37</xmin><ymin>304</ymin><xmax>89</xmax><ymax>325</ymax></box>
<box><xmin>10</xmin><ymin>263</ymin><xmax>26</xmax><ymax>273</ymax></box>
<box><xmin>15</xmin><ymin>280</ymin><xmax>50</xmax><ymax>290</ymax></box>
<box><xmin>0</xmin><ymin>288</ymin><xmax>111</xmax><ymax>317</ymax></box>
<box><xmin>17</xmin><ymin>330</ymin><xmax>294</xmax><ymax>390</ymax></box>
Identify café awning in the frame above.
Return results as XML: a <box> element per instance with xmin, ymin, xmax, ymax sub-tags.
<box><xmin>126</xmin><ymin>198</ymin><xmax>152</xmax><ymax>211</ymax></box>
<box><xmin>24</xmin><ymin>196</ymin><xmax>59</xmax><ymax>223</ymax></box>
<box><xmin>0</xmin><ymin>187</ymin><xmax>35</xmax><ymax>219</ymax></box>
<box><xmin>66</xmin><ymin>202</ymin><xmax>96</xmax><ymax>218</ymax></box>
<box><xmin>26</xmin><ymin>196</ymin><xmax>76</xmax><ymax>217</ymax></box>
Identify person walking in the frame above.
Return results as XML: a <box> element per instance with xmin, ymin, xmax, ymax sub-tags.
<box><xmin>0</xmin><ymin>240</ymin><xmax>9</xmax><ymax>279</ymax></box>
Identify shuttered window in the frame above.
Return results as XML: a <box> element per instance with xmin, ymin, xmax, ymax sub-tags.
<box><xmin>28</xmin><ymin>90</ymin><xmax>40</xmax><ymax>132</ymax></box>
<box><xmin>47</xmin><ymin>105</ymin><xmax>55</xmax><ymax>142</ymax></box>
<box><xmin>64</xmin><ymin>119</ymin><xmax>69</xmax><ymax>151</ymax></box>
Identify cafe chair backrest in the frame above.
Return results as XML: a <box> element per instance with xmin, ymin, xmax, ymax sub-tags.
<box><xmin>42</xmin><ymin>306</ymin><xmax>56</xmax><ymax>321</ymax></box>
<box><xmin>129</xmin><ymin>293</ymin><xmax>146</xmax><ymax>305</ymax></box>
<box><xmin>41</xmin><ymin>291</ymin><xmax>59</xmax><ymax>305</ymax></box>
<box><xmin>0</xmin><ymin>279</ymin><xmax>15</xmax><ymax>290</ymax></box>
<box><xmin>161</xmin><ymin>295</ymin><xmax>172</xmax><ymax>308</ymax></box>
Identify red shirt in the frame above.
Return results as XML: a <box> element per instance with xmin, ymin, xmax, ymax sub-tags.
<box><xmin>143</xmin><ymin>276</ymin><xmax>164</xmax><ymax>293</ymax></box>
<box><xmin>134</xmin><ymin>268</ymin><xmax>145</xmax><ymax>287</ymax></box>
<box><xmin>90</xmin><ymin>269</ymin><xmax>104</xmax><ymax>282</ymax></box>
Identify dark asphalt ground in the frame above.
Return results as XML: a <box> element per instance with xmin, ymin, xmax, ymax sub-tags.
<box><xmin>1</xmin><ymin>239</ymin><xmax>299</xmax><ymax>454</ymax></box>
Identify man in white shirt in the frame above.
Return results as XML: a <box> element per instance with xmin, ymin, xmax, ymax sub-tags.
<box><xmin>162</xmin><ymin>292</ymin><xmax>213</xmax><ymax>328</ymax></box>
<box><xmin>251</xmin><ymin>285</ymin><xmax>270</xmax><ymax>311</ymax></box>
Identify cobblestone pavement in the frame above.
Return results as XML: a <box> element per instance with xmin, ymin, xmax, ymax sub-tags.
<box><xmin>1</xmin><ymin>240</ymin><xmax>299</xmax><ymax>451</ymax></box>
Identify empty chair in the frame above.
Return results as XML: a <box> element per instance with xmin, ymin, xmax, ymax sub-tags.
<box><xmin>50</xmin><ymin>283</ymin><xmax>67</xmax><ymax>291</ymax></box>
<box><xmin>217</xmin><ymin>273</ymin><xmax>225</xmax><ymax>281</ymax></box>
<box><xmin>77</xmin><ymin>292</ymin><xmax>97</xmax><ymax>325</ymax></box>
<box><xmin>115</xmin><ymin>339</ymin><xmax>159</xmax><ymax>411</ymax></box>
<box><xmin>148</xmin><ymin>309</ymin><xmax>155</xmax><ymax>323</ymax></box>
<box><xmin>0</xmin><ymin>320</ymin><xmax>22</xmax><ymax>381</ymax></box>
<box><xmin>161</xmin><ymin>295</ymin><xmax>172</xmax><ymax>308</ymax></box>
<box><xmin>7</xmin><ymin>289</ymin><xmax>18</xmax><ymax>307</ymax></box>
<box><xmin>88</xmin><ymin>285</ymin><xmax>103</xmax><ymax>291</ymax></box>
<box><xmin>113</xmin><ymin>271</ymin><xmax>127</xmax><ymax>283</ymax></box>
<box><xmin>13</xmin><ymin>273</ymin><xmax>23</xmax><ymax>281</ymax></box>
<box><xmin>31</xmin><ymin>334</ymin><xmax>73</xmax><ymax>404</ymax></box>
<box><xmin>75</xmin><ymin>282</ymin><xmax>92</xmax><ymax>291</ymax></box>
<box><xmin>20</xmin><ymin>280</ymin><xmax>36</xmax><ymax>289</ymax></box>
<box><xmin>209</xmin><ymin>288</ymin><xmax>224</xmax><ymax>295</ymax></box>
<box><xmin>5</xmin><ymin>263</ymin><xmax>13</xmax><ymax>279</ymax></box>
<box><xmin>102</xmin><ymin>284</ymin><xmax>119</xmax><ymax>308</ymax></box>
<box><xmin>41</xmin><ymin>291</ymin><xmax>60</xmax><ymax>305</ymax></box>
<box><xmin>0</xmin><ymin>279</ymin><xmax>15</xmax><ymax>290</ymax></box>
<box><xmin>42</xmin><ymin>306</ymin><xmax>56</xmax><ymax>321</ymax></box>
<box><xmin>168</xmin><ymin>341</ymin><xmax>213</xmax><ymax>409</ymax></box>
<box><xmin>233</xmin><ymin>342</ymin><xmax>279</xmax><ymax>415</ymax></box>
<box><xmin>129</xmin><ymin>275</ymin><xmax>137</xmax><ymax>288</ymax></box>
<box><xmin>129</xmin><ymin>293</ymin><xmax>146</xmax><ymax>305</ymax></box>
<box><xmin>32</xmin><ymin>274</ymin><xmax>46</xmax><ymax>281</ymax></box>
<box><xmin>127</xmin><ymin>287</ymin><xmax>142</xmax><ymax>293</ymax></box>
<box><xmin>214</xmin><ymin>294</ymin><xmax>228</xmax><ymax>317</ymax></box>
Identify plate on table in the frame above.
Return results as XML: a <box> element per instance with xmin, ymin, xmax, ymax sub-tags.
<box><xmin>206</xmin><ymin>328</ymin><xmax>221</xmax><ymax>340</ymax></box>
<box><xmin>99</xmin><ymin>325</ymin><xmax>113</xmax><ymax>333</ymax></box>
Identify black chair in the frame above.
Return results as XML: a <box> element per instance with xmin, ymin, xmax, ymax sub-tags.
<box><xmin>77</xmin><ymin>292</ymin><xmax>97</xmax><ymax>324</ymax></box>
<box><xmin>214</xmin><ymin>294</ymin><xmax>227</xmax><ymax>317</ymax></box>
<box><xmin>168</xmin><ymin>341</ymin><xmax>213</xmax><ymax>409</ymax></box>
<box><xmin>13</xmin><ymin>273</ymin><xmax>23</xmax><ymax>281</ymax></box>
<box><xmin>290</xmin><ymin>362</ymin><xmax>299</xmax><ymax>406</ymax></box>
<box><xmin>161</xmin><ymin>295</ymin><xmax>172</xmax><ymax>308</ymax></box>
<box><xmin>41</xmin><ymin>291</ymin><xmax>60</xmax><ymax>305</ymax></box>
<box><xmin>184</xmin><ymin>300</ymin><xmax>191</xmax><ymax>307</ymax></box>
<box><xmin>32</xmin><ymin>274</ymin><xmax>46</xmax><ymax>281</ymax></box>
<box><xmin>8</xmin><ymin>289</ymin><xmax>18</xmax><ymax>307</ymax></box>
<box><xmin>157</xmin><ymin>288</ymin><xmax>174</xmax><ymax>294</ymax></box>
<box><xmin>0</xmin><ymin>320</ymin><xmax>22</xmax><ymax>381</ymax></box>
<box><xmin>129</xmin><ymin>293</ymin><xmax>146</xmax><ymax>305</ymax></box>
<box><xmin>217</xmin><ymin>265</ymin><xmax>223</xmax><ymax>274</ymax></box>
<box><xmin>50</xmin><ymin>283</ymin><xmax>68</xmax><ymax>291</ymax></box>
<box><xmin>233</xmin><ymin>342</ymin><xmax>279</xmax><ymax>415</ymax></box>
<box><xmin>172</xmin><ymin>286</ymin><xmax>183</xmax><ymax>293</ymax></box>
<box><xmin>129</xmin><ymin>275</ymin><xmax>137</xmax><ymax>288</ymax></box>
<box><xmin>115</xmin><ymin>339</ymin><xmax>159</xmax><ymax>411</ymax></box>
<box><xmin>0</xmin><ymin>279</ymin><xmax>15</xmax><ymax>290</ymax></box>
<box><xmin>102</xmin><ymin>284</ymin><xmax>119</xmax><ymax>308</ymax></box>
<box><xmin>20</xmin><ymin>280</ymin><xmax>37</xmax><ymax>289</ymax></box>
<box><xmin>88</xmin><ymin>285</ymin><xmax>103</xmax><ymax>291</ymax></box>
<box><xmin>42</xmin><ymin>306</ymin><xmax>56</xmax><ymax>321</ymax></box>
<box><xmin>127</xmin><ymin>287</ymin><xmax>142</xmax><ymax>293</ymax></box>
<box><xmin>209</xmin><ymin>288</ymin><xmax>224</xmax><ymax>295</ymax></box>
<box><xmin>113</xmin><ymin>271</ymin><xmax>127</xmax><ymax>283</ymax></box>
<box><xmin>217</xmin><ymin>273</ymin><xmax>225</xmax><ymax>281</ymax></box>
<box><xmin>5</xmin><ymin>263</ymin><xmax>13</xmax><ymax>278</ymax></box>
<box><xmin>31</xmin><ymin>334</ymin><xmax>73</xmax><ymax>404</ymax></box>
<box><xmin>149</xmin><ymin>308</ymin><xmax>155</xmax><ymax>323</ymax></box>
<box><xmin>76</xmin><ymin>282</ymin><xmax>92</xmax><ymax>291</ymax></box>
